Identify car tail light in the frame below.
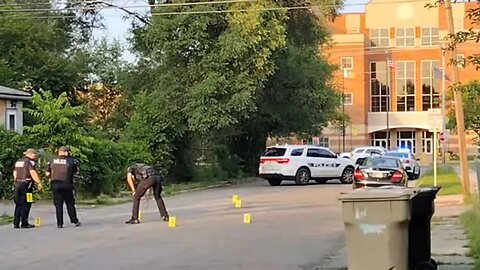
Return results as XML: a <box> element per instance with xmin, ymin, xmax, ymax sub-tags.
<box><xmin>259</xmin><ymin>158</ymin><xmax>290</xmax><ymax>164</ymax></box>
<box><xmin>275</xmin><ymin>158</ymin><xmax>290</xmax><ymax>164</ymax></box>
<box><xmin>391</xmin><ymin>171</ymin><xmax>403</xmax><ymax>182</ymax></box>
<box><xmin>354</xmin><ymin>169</ymin><xmax>365</xmax><ymax>180</ymax></box>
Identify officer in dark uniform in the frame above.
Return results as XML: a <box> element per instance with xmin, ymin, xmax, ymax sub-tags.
<box><xmin>45</xmin><ymin>146</ymin><xmax>81</xmax><ymax>228</ymax></box>
<box><xmin>13</xmin><ymin>148</ymin><xmax>42</xmax><ymax>229</ymax></box>
<box><xmin>125</xmin><ymin>163</ymin><xmax>169</xmax><ymax>224</ymax></box>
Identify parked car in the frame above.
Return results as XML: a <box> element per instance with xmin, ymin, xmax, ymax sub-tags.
<box><xmin>339</xmin><ymin>146</ymin><xmax>387</xmax><ymax>163</ymax></box>
<box><xmin>353</xmin><ymin>156</ymin><xmax>409</xmax><ymax>189</ymax></box>
<box><xmin>383</xmin><ymin>149</ymin><xmax>421</xmax><ymax>180</ymax></box>
<box><xmin>258</xmin><ymin>145</ymin><xmax>356</xmax><ymax>186</ymax></box>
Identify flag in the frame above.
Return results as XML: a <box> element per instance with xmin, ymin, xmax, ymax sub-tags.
<box><xmin>387</xmin><ymin>59</ymin><xmax>396</xmax><ymax>69</ymax></box>
<box><xmin>433</xmin><ymin>67</ymin><xmax>451</xmax><ymax>81</ymax></box>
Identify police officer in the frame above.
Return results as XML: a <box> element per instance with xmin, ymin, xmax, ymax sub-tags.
<box><xmin>45</xmin><ymin>146</ymin><xmax>81</xmax><ymax>228</ymax></box>
<box><xmin>13</xmin><ymin>148</ymin><xmax>42</xmax><ymax>229</ymax></box>
<box><xmin>125</xmin><ymin>163</ymin><xmax>169</xmax><ymax>224</ymax></box>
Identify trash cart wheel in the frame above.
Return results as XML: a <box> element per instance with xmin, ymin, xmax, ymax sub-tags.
<box><xmin>430</xmin><ymin>259</ymin><xmax>438</xmax><ymax>269</ymax></box>
<box><xmin>413</xmin><ymin>261</ymin><xmax>436</xmax><ymax>270</ymax></box>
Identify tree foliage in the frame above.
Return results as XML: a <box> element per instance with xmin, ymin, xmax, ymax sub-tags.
<box><xmin>123</xmin><ymin>0</ymin><xmax>342</xmax><ymax>177</ymax></box>
<box><xmin>447</xmin><ymin>80</ymin><xmax>480</xmax><ymax>137</ymax></box>
<box><xmin>426</xmin><ymin>1</ymin><xmax>480</xmax><ymax>69</ymax></box>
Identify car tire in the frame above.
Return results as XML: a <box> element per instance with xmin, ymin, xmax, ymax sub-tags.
<box><xmin>315</xmin><ymin>179</ymin><xmax>327</xmax><ymax>184</ymax></box>
<box><xmin>267</xmin><ymin>178</ymin><xmax>282</xmax><ymax>186</ymax></box>
<box><xmin>295</xmin><ymin>167</ymin><xmax>311</xmax><ymax>185</ymax></box>
<box><xmin>340</xmin><ymin>167</ymin><xmax>354</xmax><ymax>184</ymax></box>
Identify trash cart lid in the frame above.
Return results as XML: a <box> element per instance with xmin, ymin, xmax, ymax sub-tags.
<box><xmin>339</xmin><ymin>186</ymin><xmax>418</xmax><ymax>202</ymax></box>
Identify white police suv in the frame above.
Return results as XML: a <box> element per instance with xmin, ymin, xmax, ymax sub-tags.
<box><xmin>258</xmin><ymin>145</ymin><xmax>356</xmax><ymax>186</ymax></box>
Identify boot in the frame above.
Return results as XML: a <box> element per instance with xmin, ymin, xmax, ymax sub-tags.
<box><xmin>125</xmin><ymin>218</ymin><xmax>140</xmax><ymax>224</ymax></box>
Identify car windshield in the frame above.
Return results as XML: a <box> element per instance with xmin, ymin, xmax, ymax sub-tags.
<box><xmin>384</xmin><ymin>152</ymin><xmax>409</xmax><ymax>158</ymax></box>
<box><xmin>361</xmin><ymin>157</ymin><xmax>399</xmax><ymax>168</ymax></box>
<box><xmin>262</xmin><ymin>148</ymin><xmax>287</xmax><ymax>157</ymax></box>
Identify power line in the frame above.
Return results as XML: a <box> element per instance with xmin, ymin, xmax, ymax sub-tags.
<box><xmin>0</xmin><ymin>0</ymin><xmax>463</xmax><ymax>14</ymax></box>
<box><xmin>0</xmin><ymin>0</ymin><xmax>259</xmax><ymax>11</ymax></box>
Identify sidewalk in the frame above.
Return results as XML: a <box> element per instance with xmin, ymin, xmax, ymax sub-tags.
<box><xmin>431</xmin><ymin>195</ymin><xmax>474</xmax><ymax>269</ymax></box>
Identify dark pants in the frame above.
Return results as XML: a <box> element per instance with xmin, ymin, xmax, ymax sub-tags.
<box><xmin>51</xmin><ymin>181</ymin><xmax>79</xmax><ymax>226</ymax></box>
<box><xmin>132</xmin><ymin>175</ymin><xmax>168</xmax><ymax>219</ymax></box>
<box><xmin>13</xmin><ymin>181</ymin><xmax>33</xmax><ymax>227</ymax></box>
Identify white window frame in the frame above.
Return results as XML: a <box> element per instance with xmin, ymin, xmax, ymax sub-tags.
<box><xmin>396</xmin><ymin>130</ymin><xmax>417</xmax><ymax>154</ymax></box>
<box><xmin>396</xmin><ymin>61</ymin><xmax>416</xmax><ymax>112</ymax></box>
<box><xmin>319</xmin><ymin>137</ymin><xmax>329</xmax><ymax>148</ymax></box>
<box><xmin>344</xmin><ymin>92</ymin><xmax>353</xmax><ymax>105</ymax></box>
<box><xmin>421</xmin><ymin>27</ymin><xmax>439</xmax><ymax>46</ymax></box>
<box><xmin>370</xmin><ymin>28</ymin><xmax>390</xmax><ymax>48</ymax></box>
<box><xmin>341</xmin><ymin>57</ymin><xmax>354</xmax><ymax>70</ymax></box>
<box><xmin>6</xmin><ymin>110</ymin><xmax>17</xmax><ymax>132</ymax></box>
<box><xmin>395</xmin><ymin>27</ymin><xmax>415</xmax><ymax>47</ymax></box>
<box><xmin>421</xmin><ymin>60</ymin><xmax>440</xmax><ymax>111</ymax></box>
<box><xmin>422</xmin><ymin>131</ymin><xmax>433</xmax><ymax>154</ymax></box>
<box><xmin>371</xmin><ymin>131</ymin><xmax>389</xmax><ymax>149</ymax></box>
<box><xmin>370</xmin><ymin>61</ymin><xmax>390</xmax><ymax>112</ymax></box>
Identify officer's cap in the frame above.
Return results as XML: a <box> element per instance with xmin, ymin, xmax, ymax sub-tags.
<box><xmin>23</xmin><ymin>148</ymin><xmax>38</xmax><ymax>155</ymax></box>
<box><xmin>58</xmin><ymin>146</ymin><xmax>70</xmax><ymax>152</ymax></box>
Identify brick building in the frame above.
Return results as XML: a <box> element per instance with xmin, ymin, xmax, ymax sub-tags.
<box><xmin>321</xmin><ymin>0</ymin><xmax>480</xmax><ymax>157</ymax></box>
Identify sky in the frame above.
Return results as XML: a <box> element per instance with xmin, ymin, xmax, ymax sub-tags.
<box><xmin>93</xmin><ymin>0</ymin><xmax>370</xmax><ymax>61</ymax></box>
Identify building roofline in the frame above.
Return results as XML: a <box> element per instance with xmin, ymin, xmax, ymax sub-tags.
<box><xmin>0</xmin><ymin>85</ymin><xmax>31</xmax><ymax>100</ymax></box>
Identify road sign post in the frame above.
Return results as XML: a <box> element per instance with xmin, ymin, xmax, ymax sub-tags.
<box><xmin>428</xmin><ymin>109</ymin><xmax>442</xmax><ymax>187</ymax></box>
<box><xmin>433</xmin><ymin>128</ymin><xmax>438</xmax><ymax>186</ymax></box>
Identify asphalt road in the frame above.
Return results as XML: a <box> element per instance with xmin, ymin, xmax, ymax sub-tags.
<box><xmin>0</xmin><ymin>179</ymin><xmax>353</xmax><ymax>270</ymax></box>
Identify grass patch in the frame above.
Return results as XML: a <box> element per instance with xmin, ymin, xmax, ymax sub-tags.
<box><xmin>461</xmin><ymin>209</ymin><xmax>480</xmax><ymax>268</ymax></box>
<box><xmin>0</xmin><ymin>214</ymin><xmax>13</xmax><ymax>226</ymax></box>
<box><xmin>419</xmin><ymin>165</ymin><xmax>462</xmax><ymax>196</ymax></box>
<box><xmin>76</xmin><ymin>177</ymin><xmax>257</xmax><ymax>206</ymax></box>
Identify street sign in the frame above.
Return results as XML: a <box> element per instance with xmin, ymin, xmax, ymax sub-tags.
<box><xmin>427</xmin><ymin>109</ymin><xmax>442</xmax><ymax>131</ymax></box>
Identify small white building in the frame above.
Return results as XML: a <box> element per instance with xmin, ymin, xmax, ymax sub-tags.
<box><xmin>0</xmin><ymin>85</ymin><xmax>31</xmax><ymax>134</ymax></box>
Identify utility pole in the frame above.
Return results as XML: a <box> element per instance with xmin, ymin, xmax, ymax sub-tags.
<box><xmin>441</xmin><ymin>43</ymin><xmax>447</xmax><ymax>164</ymax></box>
<box><xmin>342</xmin><ymin>67</ymin><xmax>347</xmax><ymax>153</ymax></box>
<box><xmin>445</xmin><ymin>0</ymin><xmax>470</xmax><ymax>196</ymax></box>
<box><xmin>385</xmin><ymin>51</ymin><xmax>391</xmax><ymax>149</ymax></box>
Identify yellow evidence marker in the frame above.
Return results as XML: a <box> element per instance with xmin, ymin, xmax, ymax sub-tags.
<box><xmin>26</xmin><ymin>193</ymin><xmax>33</xmax><ymax>203</ymax></box>
<box><xmin>232</xmin><ymin>194</ymin><xmax>239</xmax><ymax>204</ymax></box>
<box><xmin>168</xmin><ymin>216</ymin><xmax>177</xmax><ymax>228</ymax></box>
<box><xmin>138</xmin><ymin>211</ymin><xmax>142</xmax><ymax>221</ymax></box>
<box><xmin>34</xmin><ymin>217</ymin><xmax>42</xmax><ymax>227</ymax></box>
<box><xmin>235</xmin><ymin>199</ymin><xmax>242</xmax><ymax>208</ymax></box>
<box><xmin>243</xmin><ymin>213</ymin><xmax>251</xmax><ymax>224</ymax></box>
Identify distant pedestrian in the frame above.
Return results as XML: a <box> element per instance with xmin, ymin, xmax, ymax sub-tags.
<box><xmin>125</xmin><ymin>163</ymin><xmax>169</xmax><ymax>224</ymax></box>
<box><xmin>13</xmin><ymin>148</ymin><xmax>42</xmax><ymax>229</ymax></box>
<box><xmin>45</xmin><ymin>146</ymin><xmax>81</xmax><ymax>228</ymax></box>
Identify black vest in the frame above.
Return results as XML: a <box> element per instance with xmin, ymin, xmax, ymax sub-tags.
<box><xmin>49</xmin><ymin>155</ymin><xmax>76</xmax><ymax>182</ymax></box>
<box><xmin>14</xmin><ymin>157</ymin><xmax>35</xmax><ymax>181</ymax></box>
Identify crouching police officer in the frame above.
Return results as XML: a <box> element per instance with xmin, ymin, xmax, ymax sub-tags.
<box><xmin>46</xmin><ymin>146</ymin><xmax>81</xmax><ymax>228</ymax></box>
<box><xmin>13</xmin><ymin>148</ymin><xmax>42</xmax><ymax>229</ymax></box>
<box><xmin>125</xmin><ymin>163</ymin><xmax>169</xmax><ymax>224</ymax></box>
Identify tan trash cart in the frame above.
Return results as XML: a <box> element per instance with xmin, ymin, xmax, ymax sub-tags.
<box><xmin>339</xmin><ymin>187</ymin><xmax>417</xmax><ymax>270</ymax></box>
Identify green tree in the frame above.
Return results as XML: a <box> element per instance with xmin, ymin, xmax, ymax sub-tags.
<box><xmin>426</xmin><ymin>1</ymin><xmax>480</xmax><ymax>69</ymax></box>
<box><xmin>447</xmin><ymin>80</ymin><xmax>480</xmax><ymax>138</ymax></box>
<box><xmin>123</xmin><ymin>0</ymin><xmax>343</xmax><ymax>179</ymax></box>
<box><xmin>0</xmin><ymin>2</ymin><xmax>92</xmax><ymax>97</ymax></box>
<box><xmin>22</xmin><ymin>89</ymin><xmax>152</xmax><ymax>196</ymax></box>
<box><xmin>23</xmin><ymin>90</ymin><xmax>95</xmax><ymax>158</ymax></box>
<box><xmin>226</xmin><ymin>2</ymin><xmax>342</xmax><ymax>173</ymax></box>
